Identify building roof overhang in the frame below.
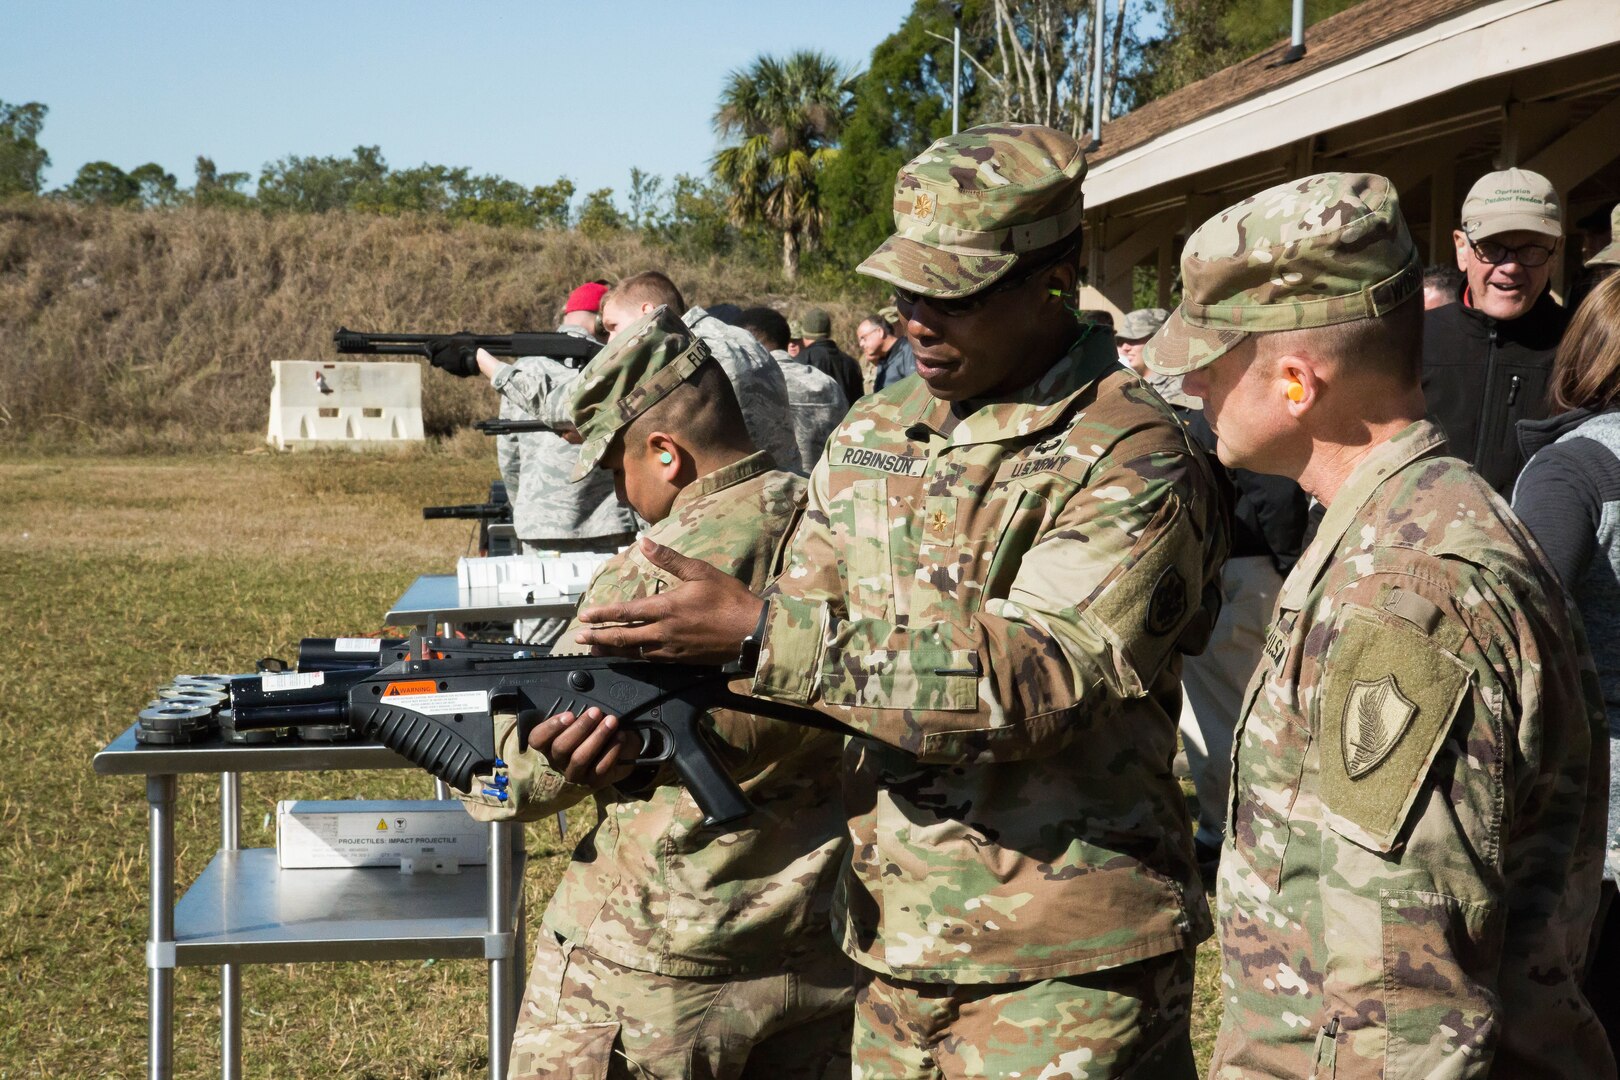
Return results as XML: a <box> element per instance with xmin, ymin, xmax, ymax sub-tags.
<box><xmin>1087</xmin><ymin>0</ymin><xmax>1620</xmax><ymax>212</ymax></box>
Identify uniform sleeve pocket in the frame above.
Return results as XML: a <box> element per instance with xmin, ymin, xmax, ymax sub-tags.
<box><xmin>1317</xmin><ymin>608</ymin><xmax>1471</xmax><ymax>853</ymax></box>
<box><xmin>820</xmin><ymin>646</ymin><xmax>979</xmax><ymax>713</ymax></box>
<box><xmin>845</xmin><ymin>477</ymin><xmax>894</xmax><ymax>620</ymax></box>
<box><xmin>1380</xmin><ymin>888</ymin><xmax>1500</xmax><ymax>1078</ymax></box>
<box><xmin>509</xmin><ymin>1019</ymin><xmax>619</xmax><ymax>1080</ymax></box>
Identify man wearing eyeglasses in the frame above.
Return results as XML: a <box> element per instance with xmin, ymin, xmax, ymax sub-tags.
<box><xmin>1424</xmin><ymin>167</ymin><xmax>1569</xmax><ymax>493</ymax></box>
<box><xmin>856</xmin><ymin>312</ymin><xmax>917</xmax><ymax>392</ymax></box>
<box><xmin>556</xmin><ymin>123</ymin><xmax>1230</xmax><ymax>1078</ymax></box>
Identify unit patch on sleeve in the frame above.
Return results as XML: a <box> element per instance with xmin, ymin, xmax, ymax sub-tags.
<box><xmin>1145</xmin><ymin>565</ymin><xmax>1189</xmax><ymax>637</ymax></box>
<box><xmin>1318</xmin><ymin>607</ymin><xmax>1470</xmax><ymax>853</ymax></box>
<box><xmin>1340</xmin><ymin>675</ymin><xmax>1418</xmax><ymax>779</ymax></box>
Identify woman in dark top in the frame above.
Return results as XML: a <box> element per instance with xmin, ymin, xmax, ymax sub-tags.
<box><xmin>1515</xmin><ymin>274</ymin><xmax>1620</xmax><ymax>647</ymax></box>
<box><xmin>1513</xmin><ymin>271</ymin><xmax>1620</xmax><ymax>1046</ymax></box>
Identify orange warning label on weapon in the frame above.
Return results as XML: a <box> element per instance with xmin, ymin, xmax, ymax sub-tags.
<box><xmin>383</xmin><ymin>680</ymin><xmax>438</xmax><ymax>697</ymax></box>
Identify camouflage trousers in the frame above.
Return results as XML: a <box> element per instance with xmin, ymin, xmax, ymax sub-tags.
<box><xmin>510</xmin><ymin>931</ymin><xmax>856</xmax><ymax>1080</ymax></box>
<box><xmin>850</xmin><ymin>948</ymin><xmax>1197</xmax><ymax>1080</ymax></box>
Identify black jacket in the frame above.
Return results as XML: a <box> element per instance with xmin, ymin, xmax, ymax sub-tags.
<box><xmin>874</xmin><ymin>338</ymin><xmax>916</xmax><ymax>391</ymax></box>
<box><xmin>1421</xmin><ymin>286</ymin><xmax>1566</xmax><ymax>494</ymax></box>
<box><xmin>799</xmin><ymin>339</ymin><xmax>864</xmax><ymax>407</ymax></box>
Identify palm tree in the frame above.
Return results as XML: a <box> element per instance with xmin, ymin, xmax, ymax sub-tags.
<box><xmin>712</xmin><ymin>51</ymin><xmax>857</xmax><ymax>281</ymax></box>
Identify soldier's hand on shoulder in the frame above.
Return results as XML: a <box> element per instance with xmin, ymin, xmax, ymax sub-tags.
<box><xmin>528</xmin><ymin>706</ymin><xmax>642</xmax><ymax>789</ymax></box>
<box><xmin>574</xmin><ymin>538</ymin><xmax>764</xmax><ymax>665</ymax></box>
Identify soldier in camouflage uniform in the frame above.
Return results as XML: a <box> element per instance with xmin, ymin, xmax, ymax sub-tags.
<box><xmin>463</xmin><ymin>305</ymin><xmax>853</xmax><ymax>1079</ymax></box>
<box><xmin>1145</xmin><ymin>172</ymin><xmax>1614</xmax><ymax>1078</ymax></box>
<box><xmin>566</xmin><ymin>124</ymin><xmax>1231</xmax><ymax>1079</ymax></box>
<box><xmin>736</xmin><ymin>304</ymin><xmax>848</xmax><ymax>471</ymax></box>
<box><xmin>489</xmin><ymin>283</ymin><xmax>638</xmax><ymax>646</ymax></box>
<box><xmin>1115</xmin><ymin>306</ymin><xmax>1168</xmax><ymax>371</ymax></box>
<box><xmin>1116</xmin><ymin>307</ymin><xmax>1196</xmax><ymax>409</ymax></box>
<box><xmin>602</xmin><ymin>272</ymin><xmax>807</xmax><ymax>476</ymax></box>
<box><xmin>493</xmin><ymin>272</ymin><xmax>807</xmax><ymax>477</ymax></box>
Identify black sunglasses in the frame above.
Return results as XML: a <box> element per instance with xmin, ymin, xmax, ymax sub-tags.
<box><xmin>894</xmin><ymin>254</ymin><xmax>1064</xmax><ymax>319</ymax></box>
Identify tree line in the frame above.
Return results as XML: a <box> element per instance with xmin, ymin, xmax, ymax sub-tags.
<box><xmin>0</xmin><ymin>0</ymin><xmax>1358</xmax><ymax>286</ymax></box>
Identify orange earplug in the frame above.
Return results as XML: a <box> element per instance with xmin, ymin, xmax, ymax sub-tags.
<box><xmin>1286</xmin><ymin>381</ymin><xmax>1305</xmax><ymax>403</ymax></box>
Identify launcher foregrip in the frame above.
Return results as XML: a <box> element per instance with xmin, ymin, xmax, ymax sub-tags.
<box><xmin>229</xmin><ymin>657</ymin><xmax>852</xmax><ymax>829</ymax></box>
<box><xmin>347</xmin><ymin>699</ymin><xmax>500</xmax><ymax>793</ymax></box>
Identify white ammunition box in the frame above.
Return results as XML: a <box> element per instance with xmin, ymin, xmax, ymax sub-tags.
<box><xmin>276</xmin><ymin>799</ymin><xmax>488</xmax><ymax>869</ymax></box>
<box><xmin>456</xmin><ymin>552</ymin><xmax>615</xmax><ymax>605</ymax></box>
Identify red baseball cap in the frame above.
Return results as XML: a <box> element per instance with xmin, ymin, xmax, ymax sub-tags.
<box><xmin>564</xmin><ymin>281</ymin><xmax>609</xmax><ymax>314</ymax></box>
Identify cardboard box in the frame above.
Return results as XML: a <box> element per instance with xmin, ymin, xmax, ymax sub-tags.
<box><xmin>276</xmin><ymin>800</ymin><xmax>488</xmax><ymax>869</ymax></box>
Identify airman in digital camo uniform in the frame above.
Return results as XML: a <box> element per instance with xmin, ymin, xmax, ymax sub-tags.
<box><xmin>462</xmin><ymin>306</ymin><xmax>853</xmax><ymax>1079</ymax></box>
<box><xmin>1145</xmin><ymin>172</ymin><xmax>1614</xmax><ymax>1079</ymax></box>
<box><xmin>568</xmin><ymin>124</ymin><xmax>1231</xmax><ymax>1079</ymax></box>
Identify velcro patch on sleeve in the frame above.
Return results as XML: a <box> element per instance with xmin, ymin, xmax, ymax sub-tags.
<box><xmin>1318</xmin><ymin>607</ymin><xmax>1471</xmax><ymax>852</ymax></box>
<box><xmin>1082</xmin><ymin>493</ymin><xmax>1204</xmax><ymax>696</ymax></box>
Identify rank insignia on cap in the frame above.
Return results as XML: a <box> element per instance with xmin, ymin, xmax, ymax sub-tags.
<box><xmin>911</xmin><ymin>192</ymin><xmax>936</xmax><ymax>225</ymax></box>
<box><xmin>1342</xmin><ymin>674</ymin><xmax>1418</xmax><ymax>780</ymax></box>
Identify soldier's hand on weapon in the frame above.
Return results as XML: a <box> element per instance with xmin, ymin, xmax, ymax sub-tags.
<box><xmin>528</xmin><ymin>706</ymin><xmax>642</xmax><ymax>788</ymax></box>
<box><xmin>427</xmin><ymin>333</ymin><xmax>480</xmax><ymax>377</ymax></box>
<box><xmin>574</xmin><ymin>537</ymin><xmax>765</xmax><ymax>665</ymax></box>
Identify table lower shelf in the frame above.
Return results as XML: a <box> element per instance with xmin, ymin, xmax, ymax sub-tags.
<box><xmin>171</xmin><ymin>847</ymin><xmax>523</xmax><ymax>966</ymax></box>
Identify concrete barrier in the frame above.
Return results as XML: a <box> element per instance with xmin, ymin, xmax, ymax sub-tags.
<box><xmin>266</xmin><ymin>360</ymin><xmax>425</xmax><ymax>450</ymax></box>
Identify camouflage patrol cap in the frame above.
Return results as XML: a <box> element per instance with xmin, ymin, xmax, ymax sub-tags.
<box><xmin>1588</xmin><ymin>204</ymin><xmax>1620</xmax><ymax>268</ymax></box>
<box><xmin>857</xmin><ymin>123</ymin><xmax>1087</xmax><ymax>299</ymax></box>
<box><xmin>1145</xmin><ymin>172</ymin><xmax>1421</xmax><ymax>376</ymax></box>
<box><xmin>568</xmin><ymin>305</ymin><xmax>714</xmax><ymax>481</ymax></box>
<box><xmin>1461</xmin><ymin>168</ymin><xmax>1562</xmax><ymax>240</ymax></box>
<box><xmin>800</xmin><ymin>308</ymin><xmax>833</xmax><ymax>339</ymax></box>
<box><xmin>1117</xmin><ymin>308</ymin><xmax>1170</xmax><ymax>341</ymax></box>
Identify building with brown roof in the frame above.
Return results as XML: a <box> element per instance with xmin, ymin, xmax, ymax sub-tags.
<box><xmin>1083</xmin><ymin>0</ymin><xmax>1620</xmax><ymax>308</ymax></box>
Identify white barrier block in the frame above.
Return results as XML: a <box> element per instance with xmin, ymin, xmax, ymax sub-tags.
<box><xmin>266</xmin><ymin>360</ymin><xmax>425</xmax><ymax>451</ymax></box>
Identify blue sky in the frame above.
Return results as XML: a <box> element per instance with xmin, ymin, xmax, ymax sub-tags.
<box><xmin>1</xmin><ymin>0</ymin><xmax>917</xmax><ymax>202</ymax></box>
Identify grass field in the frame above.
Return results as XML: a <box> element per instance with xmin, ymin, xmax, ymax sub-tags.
<box><xmin>0</xmin><ymin>446</ymin><xmax>1221</xmax><ymax>1077</ymax></box>
<box><xmin>0</xmin><ymin>203</ymin><xmax>879</xmax><ymax>452</ymax></box>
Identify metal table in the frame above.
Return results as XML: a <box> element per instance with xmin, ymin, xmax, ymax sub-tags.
<box><xmin>94</xmin><ymin>726</ymin><xmax>525</xmax><ymax>1080</ymax></box>
<box><xmin>383</xmin><ymin>573</ymin><xmax>579</xmax><ymax>632</ymax></box>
